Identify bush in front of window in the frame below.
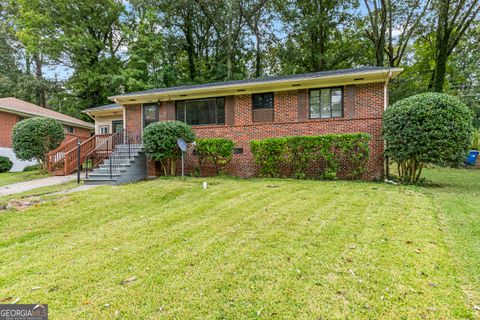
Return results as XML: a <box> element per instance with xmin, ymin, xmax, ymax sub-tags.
<box><xmin>383</xmin><ymin>93</ymin><xmax>473</xmax><ymax>184</ymax></box>
<box><xmin>12</xmin><ymin>117</ymin><xmax>65</xmax><ymax>171</ymax></box>
<box><xmin>0</xmin><ymin>156</ymin><xmax>13</xmax><ymax>173</ymax></box>
<box><xmin>142</xmin><ymin>121</ymin><xmax>195</xmax><ymax>176</ymax></box>
<box><xmin>195</xmin><ymin>138</ymin><xmax>235</xmax><ymax>176</ymax></box>
<box><xmin>250</xmin><ymin>133</ymin><xmax>371</xmax><ymax>180</ymax></box>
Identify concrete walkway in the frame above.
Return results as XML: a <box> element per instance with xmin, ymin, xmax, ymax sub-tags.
<box><xmin>51</xmin><ymin>184</ymin><xmax>99</xmax><ymax>195</ymax></box>
<box><xmin>0</xmin><ymin>174</ymin><xmax>78</xmax><ymax>196</ymax></box>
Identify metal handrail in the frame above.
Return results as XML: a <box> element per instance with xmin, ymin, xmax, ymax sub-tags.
<box><xmin>84</xmin><ymin>130</ymin><xmax>142</xmax><ymax>179</ymax></box>
<box><xmin>105</xmin><ymin>131</ymin><xmax>142</xmax><ymax>179</ymax></box>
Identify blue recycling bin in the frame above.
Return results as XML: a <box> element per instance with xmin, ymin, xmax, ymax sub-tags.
<box><xmin>466</xmin><ymin>150</ymin><xmax>479</xmax><ymax>165</ymax></box>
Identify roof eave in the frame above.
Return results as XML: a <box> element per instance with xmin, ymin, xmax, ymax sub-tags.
<box><xmin>109</xmin><ymin>68</ymin><xmax>403</xmax><ymax>104</ymax></box>
<box><xmin>82</xmin><ymin>107</ymin><xmax>123</xmax><ymax>116</ymax></box>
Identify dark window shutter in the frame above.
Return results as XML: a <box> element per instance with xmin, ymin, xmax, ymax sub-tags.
<box><xmin>345</xmin><ymin>85</ymin><xmax>356</xmax><ymax>119</ymax></box>
<box><xmin>225</xmin><ymin>96</ymin><xmax>235</xmax><ymax>125</ymax></box>
<box><xmin>297</xmin><ymin>89</ymin><xmax>308</xmax><ymax>121</ymax></box>
<box><xmin>166</xmin><ymin>101</ymin><xmax>175</xmax><ymax>120</ymax></box>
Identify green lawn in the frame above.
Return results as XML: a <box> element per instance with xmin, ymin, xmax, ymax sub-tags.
<box><xmin>0</xmin><ymin>168</ymin><xmax>479</xmax><ymax>319</ymax></box>
<box><xmin>0</xmin><ymin>170</ymin><xmax>50</xmax><ymax>187</ymax></box>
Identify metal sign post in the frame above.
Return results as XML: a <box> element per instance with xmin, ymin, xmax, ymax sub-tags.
<box><xmin>76</xmin><ymin>139</ymin><xmax>81</xmax><ymax>184</ymax></box>
<box><xmin>177</xmin><ymin>138</ymin><xmax>188</xmax><ymax>178</ymax></box>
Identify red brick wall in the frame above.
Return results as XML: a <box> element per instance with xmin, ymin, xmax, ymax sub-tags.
<box><xmin>124</xmin><ymin>83</ymin><xmax>386</xmax><ymax>180</ymax></box>
<box><xmin>0</xmin><ymin>111</ymin><xmax>20</xmax><ymax>148</ymax></box>
<box><xmin>125</xmin><ymin>104</ymin><xmax>142</xmax><ymax>134</ymax></box>
<box><xmin>73</xmin><ymin>127</ymin><xmax>92</xmax><ymax>141</ymax></box>
<box><xmin>0</xmin><ymin>111</ymin><xmax>93</xmax><ymax>148</ymax></box>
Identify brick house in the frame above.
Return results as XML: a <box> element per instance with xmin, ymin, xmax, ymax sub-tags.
<box><xmin>0</xmin><ymin>97</ymin><xmax>94</xmax><ymax>171</ymax></box>
<box><xmin>81</xmin><ymin>67</ymin><xmax>402</xmax><ymax>183</ymax></box>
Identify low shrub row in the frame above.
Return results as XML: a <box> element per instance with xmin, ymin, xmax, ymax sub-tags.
<box><xmin>195</xmin><ymin>138</ymin><xmax>235</xmax><ymax>175</ymax></box>
<box><xmin>250</xmin><ymin>133</ymin><xmax>371</xmax><ymax>179</ymax></box>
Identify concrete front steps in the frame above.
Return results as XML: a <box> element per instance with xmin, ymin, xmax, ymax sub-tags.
<box><xmin>84</xmin><ymin>144</ymin><xmax>147</xmax><ymax>185</ymax></box>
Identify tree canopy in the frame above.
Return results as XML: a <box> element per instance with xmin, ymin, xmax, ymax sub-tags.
<box><xmin>0</xmin><ymin>0</ymin><xmax>479</xmax><ymax>127</ymax></box>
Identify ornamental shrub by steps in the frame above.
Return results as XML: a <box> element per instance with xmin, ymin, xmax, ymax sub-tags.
<box><xmin>143</xmin><ymin>121</ymin><xmax>195</xmax><ymax>176</ymax></box>
<box><xmin>383</xmin><ymin>93</ymin><xmax>473</xmax><ymax>184</ymax></box>
<box><xmin>250</xmin><ymin>133</ymin><xmax>370</xmax><ymax>180</ymax></box>
<box><xmin>195</xmin><ymin>138</ymin><xmax>235</xmax><ymax>176</ymax></box>
<box><xmin>12</xmin><ymin>117</ymin><xmax>65</xmax><ymax>171</ymax></box>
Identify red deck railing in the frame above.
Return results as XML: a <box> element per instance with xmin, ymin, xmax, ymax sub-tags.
<box><xmin>47</xmin><ymin>134</ymin><xmax>113</xmax><ymax>175</ymax></box>
<box><xmin>47</xmin><ymin>135</ymin><xmax>79</xmax><ymax>173</ymax></box>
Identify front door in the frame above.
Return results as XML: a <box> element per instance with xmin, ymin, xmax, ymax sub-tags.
<box><xmin>112</xmin><ymin>120</ymin><xmax>123</xmax><ymax>133</ymax></box>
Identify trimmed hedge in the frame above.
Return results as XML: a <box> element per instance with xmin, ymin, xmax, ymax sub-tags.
<box><xmin>195</xmin><ymin>138</ymin><xmax>235</xmax><ymax>175</ymax></box>
<box><xmin>250</xmin><ymin>133</ymin><xmax>371</xmax><ymax>180</ymax></box>
<box><xmin>0</xmin><ymin>156</ymin><xmax>13</xmax><ymax>173</ymax></box>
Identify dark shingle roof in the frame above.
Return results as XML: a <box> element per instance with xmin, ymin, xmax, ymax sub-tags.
<box><xmin>83</xmin><ymin>103</ymin><xmax>122</xmax><ymax>113</ymax></box>
<box><xmin>110</xmin><ymin>67</ymin><xmax>393</xmax><ymax>99</ymax></box>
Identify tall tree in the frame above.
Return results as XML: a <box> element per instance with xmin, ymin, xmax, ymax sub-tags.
<box><xmin>277</xmin><ymin>0</ymin><xmax>361</xmax><ymax>73</ymax></box>
<box><xmin>430</xmin><ymin>0</ymin><xmax>480</xmax><ymax>92</ymax></box>
<box><xmin>245</xmin><ymin>1</ymin><xmax>275</xmax><ymax>77</ymax></box>
<box><xmin>195</xmin><ymin>0</ymin><xmax>268</xmax><ymax>80</ymax></box>
<box><xmin>15</xmin><ymin>0</ymin><xmax>130</xmax><ymax>111</ymax></box>
<box><xmin>363</xmin><ymin>0</ymin><xmax>430</xmax><ymax>67</ymax></box>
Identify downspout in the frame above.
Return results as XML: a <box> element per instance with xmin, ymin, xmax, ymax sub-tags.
<box><xmin>384</xmin><ymin>70</ymin><xmax>392</xmax><ymax>179</ymax></box>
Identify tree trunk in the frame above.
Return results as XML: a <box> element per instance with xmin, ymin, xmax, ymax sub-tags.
<box><xmin>431</xmin><ymin>0</ymin><xmax>451</xmax><ymax>92</ymax></box>
<box><xmin>33</xmin><ymin>53</ymin><xmax>46</xmax><ymax>108</ymax></box>
<box><xmin>254</xmin><ymin>30</ymin><xmax>261</xmax><ymax>78</ymax></box>
<box><xmin>170</xmin><ymin>159</ymin><xmax>176</xmax><ymax>176</ymax></box>
<box><xmin>184</xmin><ymin>9</ymin><xmax>197</xmax><ymax>82</ymax></box>
<box><xmin>226</xmin><ymin>53</ymin><xmax>233</xmax><ymax>80</ymax></box>
<box><xmin>432</xmin><ymin>44</ymin><xmax>449</xmax><ymax>92</ymax></box>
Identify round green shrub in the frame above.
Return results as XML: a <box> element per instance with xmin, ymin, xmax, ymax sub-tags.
<box><xmin>12</xmin><ymin>117</ymin><xmax>65</xmax><ymax>170</ymax></box>
<box><xmin>383</xmin><ymin>92</ymin><xmax>473</xmax><ymax>183</ymax></box>
<box><xmin>142</xmin><ymin>121</ymin><xmax>195</xmax><ymax>175</ymax></box>
<box><xmin>0</xmin><ymin>156</ymin><xmax>13</xmax><ymax>173</ymax></box>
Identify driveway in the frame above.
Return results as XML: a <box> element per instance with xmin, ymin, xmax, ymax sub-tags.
<box><xmin>0</xmin><ymin>174</ymin><xmax>78</xmax><ymax>196</ymax></box>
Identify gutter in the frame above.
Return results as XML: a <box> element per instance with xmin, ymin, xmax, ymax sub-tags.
<box><xmin>383</xmin><ymin>68</ymin><xmax>393</xmax><ymax>179</ymax></box>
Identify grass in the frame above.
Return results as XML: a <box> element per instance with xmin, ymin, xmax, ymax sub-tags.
<box><xmin>0</xmin><ymin>170</ymin><xmax>50</xmax><ymax>187</ymax></box>
<box><xmin>0</xmin><ymin>168</ymin><xmax>479</xmax><ymax>319</ymax></box>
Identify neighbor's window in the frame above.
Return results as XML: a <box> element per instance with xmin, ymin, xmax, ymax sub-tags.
<box><xmin>176</xmin><ymin>97</ymin><xmax>225</xmax><ymax>125</ymax></box>
<box><xmin>143</xmin><ymin>103</ymin><xmax>159</xmax><ymax>128</ymax></box>
<box><xmin>309</xmin><ymin>87</ymin><xmax>343</xmax><ymax>119</ymax></box>
<box><xmin>252</xmin><ymin>93</ymin><xmax>274</xmax><ymax>109</ymax></box>
<box><xmin>65</xmin><ymin>125</ymin><xmax>75</xmax><ymax>133</ymax></box>
<box><xmin>99</xmin><ymin>126</ymin><xmax>109</xmax><ymax>134</ymax></box>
